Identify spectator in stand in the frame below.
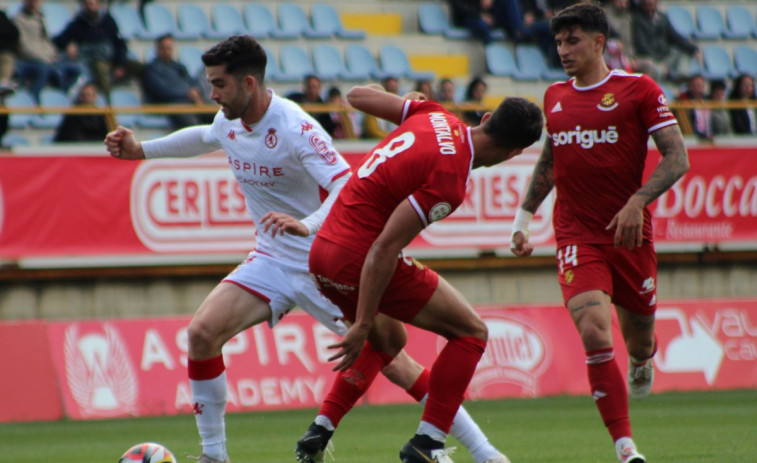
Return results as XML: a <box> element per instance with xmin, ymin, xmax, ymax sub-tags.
<box><xmin>142</xmin><ymin>35</ymin><xmax>210</xmax><ymax>130</ymax></box>
<box><xmin>287</xmin><ymin>74</ymin><xmax>337</xmax><ymax>136</ymax></box>
<box><xmin>53</xmin><ymin>81</ymin><xmax>108</xmax><ymax>142</ymax></box>
<box><xmin>414</xmin><ymin>78</ymin><xmax>435</xmax><ymax>101</ymax></box>
<box><xmin>437</xmin><ymin>78</ymin><xmax>457</xmax><ymax>104</ymax></box>
<box><xmin>53</xmin><ymin>0</ymin><xmax>143</xmax><ymax>98</ymax></box>
<box><xmin>631</xmin><ymin>0</ymin><xmax>700</xmax><ymax>82</ymax></box>
<box><xmin>361</xmin><ymin>75</ymin><xmax>400</xmax><ymax>139</ymax></box>
<box><xmin>708</xmin><ymin>80</ymin><xmax>730</xmax><ymax>136</ymax></box>
<box><xmin>326</xmin><ymin>85</ymin><xmax>360</xmax><ymax>139</ymax></box>
<box><xmin>604</xmin><ymin>0</ymin><xmax>655</xmax><ymax>76</ymax></box>
<box><xmin>13</xmin><ymin>0</ymin><xmax>88</xmax><ymax>103</ymax></box>
<box><xmin>0</xmin><ymin>7</ymin><xmax>19</xmax><ymax>94</ymax></box>
<box><xmin>448</xmin><ymin>0</ymin><xmax>523</xmax><ymax>44</ymax></box>
<box><xmin>677</xmin><ymin>74</ymin><xmax>712</xmax><ymax>140</ymax></box>
<box><xmin>462</xmin><ymin>75</ymin><xmax>487</xmax><ymax>126</ymax></box>
<box><xmin>729</xmin><ymin>74</ymin><xmax>756</xmax><ymax>135</ymax></box>
<box><xmin>518</xmin><ymin>0</ymin><xmax>562</xmax><ymax>68</ymax></box>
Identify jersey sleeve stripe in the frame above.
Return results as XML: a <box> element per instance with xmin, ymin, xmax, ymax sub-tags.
<box><xmin>408</xmin><ymin>194</ymin><xmax>429</xmax><ymax>228</ymax></box>
<box><xmin>400</xmin><ymin>99</ymin><xmax>412</xmax><ymax>124</ymax></box>
<box><xmin>331</xmin><ymin>167</ymin><xmax>351</xmax><ymax>183</ymax></box>
<box><xmin>648</xmin><ymin>119</ymin><xmax>678</xmax><ymax>133</ymax></box>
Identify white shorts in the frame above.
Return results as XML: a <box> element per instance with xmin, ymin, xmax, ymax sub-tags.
<box><xmin>223</xmin><ymin>250</ymin><xmax>348</xmax><ymax>335</ymax></box>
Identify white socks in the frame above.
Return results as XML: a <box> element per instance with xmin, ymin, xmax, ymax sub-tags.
<box><xmin>191</xmin><ymin>372</ymin><xmax>228</xmax><ymax>461</ymax></box>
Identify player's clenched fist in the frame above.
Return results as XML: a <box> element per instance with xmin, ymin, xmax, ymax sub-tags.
<box><xmin>104</xmin><ymin>126</ymin><xmax>145</xmax><ymax>160</ymax></box>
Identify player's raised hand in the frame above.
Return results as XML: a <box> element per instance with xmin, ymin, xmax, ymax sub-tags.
<box><xmin>104</xmin><ymin>126</ymin><xmax>145</xmax><ymax>160</ymax></box>
<box><xmin>510</xmin><ymin>230</ymin><xmax>534</xmax><ymax>257</ymax></box>
<box><xmin>260</xmin><ymin>211</ymin><xmax>308</xmax><ymax>237</ymax></box>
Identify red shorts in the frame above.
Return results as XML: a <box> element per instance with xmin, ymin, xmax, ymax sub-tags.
<box><xmin>556</xmin><ymin>242</ymin><xmax>658</xmax><ymax>316</ymax></box>
<box><xmin>308</xmin><ymin>236</ymin><xmax>439</xmax><ymax>323</ymax></box>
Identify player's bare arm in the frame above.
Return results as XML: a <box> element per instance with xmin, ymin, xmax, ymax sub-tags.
<box><xmin>104</xmin><ymin>126</ymin><xmax>145</xmax><ymax>160</ymax></box>
<box><xmin>511</xmin><ymin>141</ymin><xmax>554</xmax><ymax>257</ymax></box>
<box><xmin>328</xmin><ymin>199</ymin><xmax>424</xmax><ymax>372</ymax></box>
<box><xmin>346</xmin><ymin>85</ymin><xmax>406</xmax><ymax>125</ymax></box>
<box><xmin>607</xmin><ymin>125</ymin><xmax>690</xmax><ymax>249</ymax></box>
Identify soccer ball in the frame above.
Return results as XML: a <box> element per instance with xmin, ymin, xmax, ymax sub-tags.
<box><xmin>119</xmin><ymin>442</ymin><xmax>177</xmax><ymax>463</ymax></box>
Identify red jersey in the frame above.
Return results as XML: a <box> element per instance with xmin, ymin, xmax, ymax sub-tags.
<box><xmin>544</xmin><ymin>70</ymin><xmax>677</xmax><ymax>246</ymax></box>
<box><xmin>318</xmin><ymin>100</ymin><xmax>473</xmax><ymax>255</ymax></box>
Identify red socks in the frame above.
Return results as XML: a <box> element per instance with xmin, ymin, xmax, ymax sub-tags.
<box><xmin>318</xmin><ymin>342</ymin><xmax>393</xmax><ymax>426</ymax></box>
<box><xmin>586</xmin><ymin>348</ymin><xmax>631</xmax><ymax>440</ymax></box>
<box><xmin>422</xmin><ymin>336</ymin><xmax>486</xmax><ymax>433</ymax></box>
<box><xmin>407</xmin><ymin>368</ymin><xmax>431</xmax><ymax>402</ymax></box>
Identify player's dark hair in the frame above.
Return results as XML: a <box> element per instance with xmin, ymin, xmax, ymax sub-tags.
<box><xmin>202</xmin><ymin>35</ymin><xmax>267</xmax><ymax>82</ymax></box>
<box><xmin>485</xmin><ymin>97</ymin><xmax>543</xmax><ymax>149</ymax></box>
<box><xmin>550</xmin><ymin>1</ymin><xmax>609</xmax><ymax>39</ymax></box>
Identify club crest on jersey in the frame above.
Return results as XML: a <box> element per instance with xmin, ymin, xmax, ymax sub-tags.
<box><xmin>309</xmin><ymin>133</ymin><xmax>338</xmax><ymax>164</ymax></box>
<box><xmin>597</xmin><ymin>93</ymin><xmax>618</xmax><ymax>111</ymax></box>
<box><xmin>265</xmin><ymin>128</ymin><xmax>278</xmax><ymax>148</ymax></box>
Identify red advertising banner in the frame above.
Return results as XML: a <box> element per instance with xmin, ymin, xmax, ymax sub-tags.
<box><xmin>2</xmin><ymin>298</ymin><xmax>754</xmax><ymax>422</ymax></box>
<box><xmin>1</xmin><ymin>146</ymin><xmax>757</xmax><ymax>264</ymax></box>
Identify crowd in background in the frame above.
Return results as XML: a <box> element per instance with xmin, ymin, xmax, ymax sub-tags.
<box><xmin>1</xmin><ymin>0</ymin><xmax>756</xmax><ymax>147</ymax></box>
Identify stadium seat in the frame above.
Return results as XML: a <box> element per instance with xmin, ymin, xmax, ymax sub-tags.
<box><xmin>143</xmin><ymin>3</ymin><xmax>196</xmax><ymax>40</ymax></box>
<box><xmin>666</xmin><ymin>6</ymin><xmax>697</xmax><ymax>39</ymax></box>
<box><xmin>178</xmin><ymin>46</ymin><xmax>205</xmax><ymax>78</ymax></box>
<box><xmin>702</xmin><ymin>45</ymin><xmax>736</xmax><ymax>80</ymax></box>
<box><xmin>694</xmin><ymin>6</ymin><xmax>725</xmax><ymax>40</ymax></box>
<box><xmin>41</xmin><ymin>2</ymin><xmax>72</xmax><ymax>37</ymax></box>
<box><xmin>417</xmin><ymin>2</ymin><xmax>472</xmax><ymax>40</ymax></box>
<box><xmin>484</xmin><ymin>43</ymin><xmax>517</xmax><ymax>77</ymax></box>
<box><xmin>278</xmin><ymin>45</ymin><xmax>315</xmax><ymax>83</ymax></box>
<box><xmin>724</xmin><ymin>6</ymin><xmax>757</xmax><ymax>40</ymax></box>
<box><xmin>5</xmin><ymin>89</ymin><xmax>36</xmax><ymax>129</ymax></box>
<box><xmin>110</xmin><ymin>4</ymin><xmax>149</xmax><ymax>40</ymax></box>
<box><xmin>109</xmin><ymin>88</ymin><xmax>141</xmax><ymax>128</ymax></box>
<box><xmin>733</xmin><ymin>46</ymin><xmax>757</xmax><ymax>76</ymax></box>
<box><xmin>277</xmin><ymin>3</ymin><xmax>331</xmax><ymax>39</ymax></box>
<box><xmin>211</xmin><ymin>4</ymin><xmax>250</xmax><ymax>37</ymax></box>
<box><xmin>310</xmin><ymin>3</ymin><xmax>365</xmax><ymax>39</ymax></box>
<box><xmin>177</xmin><ymin>4</ymin><xmax>228</xmax><ymax>40</ymax></box>
<box><xmin>378</xmin><ymin>45</ymin><xmax>435</xmax><ymax>81</ymax></box>
<box><xmin>31</xmin><ymin>88</ymin><xmax>69</xmax><ymax>129</ymax></box>
<box><xmin>345</xmin><ymin>44</ymin><xmax>391</xmax><ymax>80</ymax></box>
<box><xmin>312</xmin><ymin>44</ymin><xmax>369</xmax><ymax>81</ymax></box>
<box><xmin>515</xmin><ymin>44</ymin><xmax>567</xmax><ymax>81</ymax></box>
<box><xmin>244</xmin><ymin>3</ymin><xmax>297</xmax><ymax>39</ymax></box>
<box><xmin>1</xmin><ymin>133</ymin><xmax>31</xmax><ymax>148</ymax></box>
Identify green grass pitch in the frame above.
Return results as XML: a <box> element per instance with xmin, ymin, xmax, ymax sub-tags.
<box><xmin>1</xmin><ymin>389</ymin><xmax>755</xmax><ymax>462</ymax></box>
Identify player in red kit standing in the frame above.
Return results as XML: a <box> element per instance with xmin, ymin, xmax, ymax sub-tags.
<box><xmin>294</xmin><ymin>86</ymin><xmax>543</xmax><ymax>463</ymax></box>
<box><xmin>509</xmin><ymin>3</ymin><xmax>690</xmax><ymax>463</ymax></box>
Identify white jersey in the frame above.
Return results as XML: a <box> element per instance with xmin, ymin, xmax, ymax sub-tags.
<box><xmin>142</xmin><ymin>90</ymin><xmax>351</xmax><ymax>263</ymax></box>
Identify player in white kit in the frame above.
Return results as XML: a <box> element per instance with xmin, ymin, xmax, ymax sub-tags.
<box><xmin>104</xmin><ymin>36</ymin><xmax>509</xmax><ymax>463</ymax></box>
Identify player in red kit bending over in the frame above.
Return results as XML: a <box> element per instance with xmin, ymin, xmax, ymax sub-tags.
<box><xmin>295</xmin><ymin>85</ymin><xmax>543</xmax><ymax>463</ymax></box>
<box><xmin>509</xmin><ymin>3</ymin><xmax>690</xmax><ymax>463</ymax></box>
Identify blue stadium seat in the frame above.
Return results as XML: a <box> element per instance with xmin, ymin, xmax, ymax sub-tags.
<box><xmin>485</xmin><ymin>43</ymin><xmax>517</xmax><ymax>77</ymax></box>
<box><xmin>211</xmin><ymin>4</ymin><xmax>250</xmax><ymax>37</ymax></box>
<box><xmin>733</xmin><ymin>46</ymin><xmax>757</xmax><ymax>76</ymax></box>
<box><xmin>278</xmin><ymin>45</ymin><xmax>315</xmax><ymax>82</ymax></box>
<box><xmin>41</xmin><ymin>2</ymin><xmax>72</xmax><ymax>37</ymax></box>
<box><xmin>5</xmin><ymin>89</ymin><xmax>36</xmax><ymax>129</ymax></box>
<box><xmin>31</xmin><ymin>88</ymin><xmax>69</xmax><ymax>129</ymax></box>
<box><xmin>178</xmin><ymin>46</ymin><xmax>205</xmax><ymax>78</ymax></box>
<box><xmin>417</xmin><ymin>2</ymin><xmax>472</xmax><ymax>40</ymax></box>
<box><xmin>177</xmin><ymin>4</ymin><xmax>228</xmax><ymax>40</ymax></box>
<box><xmin>312</xmin><ymin>44</ymin><xmax>368</xmax><ymax>81</ymax></box>
<box><xmin>702</xmin><ymin>45</ymin><xmax>736</xmax><ymax>80</ymax></box>
<box><xmin>516</xmin><ymin>44</ymin><xmax>567</xmax><ymax>81</ymax></box>
<box><xmin>244</xmin><ymin>3</ymin><xmax>297</xmax><ymax>39</ymax></box>
<box><xmin>724</xmin><ymin>6</ymin><xmax>757</xmax><ymax>40</ymax></box>
<box><xmin>1</xmin><ymin>133</ymin><xmax>31</xmax><ymax>148</ymax></box>
<box><xmin>143</xmin><ymin>3</ymin><xmax>196</xmax><ymax>40</ymax></box>
<box><xmin>345</xmin><ymin>44</ymin><xmax>391</xmax><ymax>80</ymax></box>
<box><xmin>108</xmin><ymin>88</ymin><xmax>141</xmax><ymax>128</ymax></box>
<box><xmin>695</xmin><ymin>6</ymin><xmax>725</xmax><ymax>40</ymax></box>
<box><xmin>311</xmin><ymin>3</ymin><xmax>365</xmax><ymax>39</ymax></box>
<box><xmin>378</xmin><ymin>45</ymin><xmax>435</xmax><ymax>81</ymax></box>
<box><xmin>666</xmin><ymin>6</ymin><xmax>697</xmax><ymax>39</ymax></box>
<box><xmin>109</xmin><ymin>4</ymin><xmax>149</xmax><ymax>40</ymax></box>
<box><xmin>277</xmin><ymin>3</ymin><xmax>331</xmax><ymax>39</ymax></box>
<box><xmin>262</xmin><ymin>46</ymin><xmax>280</xmax><ymax>82</ymax></box>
